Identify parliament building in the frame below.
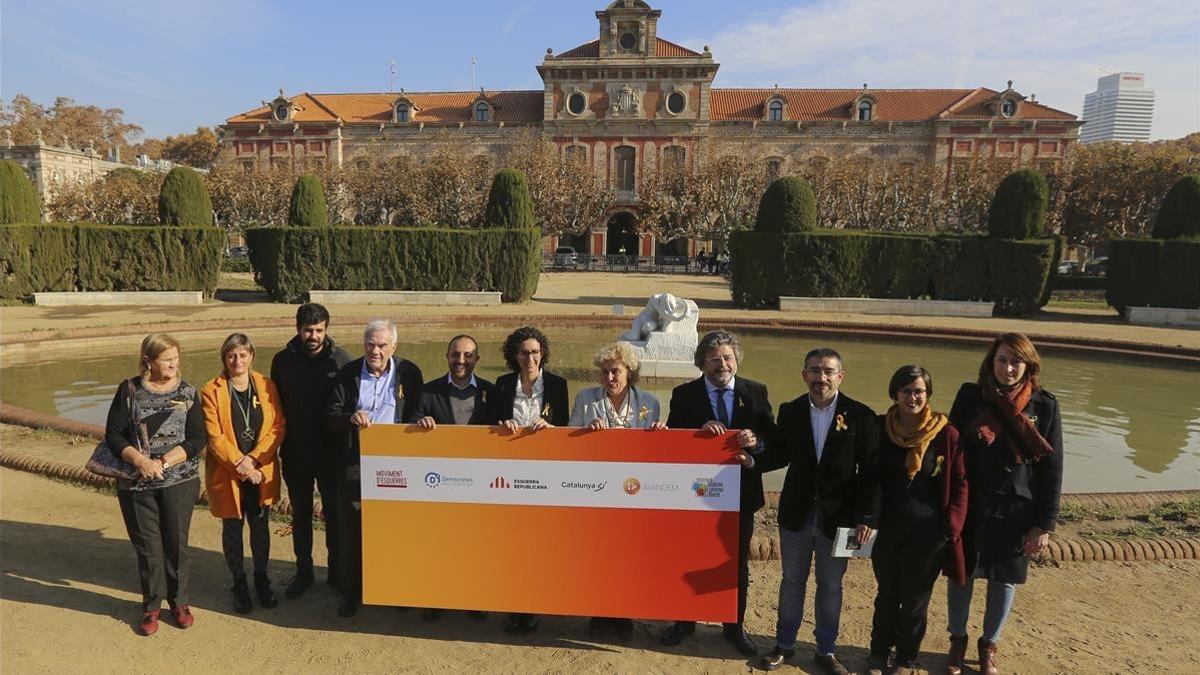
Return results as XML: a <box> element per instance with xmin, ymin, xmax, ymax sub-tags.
<box><xmin>219</xmin><ymin>0</ymin><xmax>1082</xmax><ymax>257</ymax></box>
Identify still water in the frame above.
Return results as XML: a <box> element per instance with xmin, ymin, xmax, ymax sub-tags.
<box><xmin>2</xmin><ymin>326</ymin><xmax>1197</xmax><ymax>493</ymax></box>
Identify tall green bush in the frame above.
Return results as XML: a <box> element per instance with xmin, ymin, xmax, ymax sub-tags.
<box><xmin>1106</xmin><ymin>239</ymin><xmax>1200</xmax><ymax>311</ymax></box>
<box><xmin>0</xmin><ymin>160</ymin><xmax>41</xmax><ymax>224</ymax></box>
<box><xmin>288</xmin><ymin>174</ymin><xmax>329</xmax><ymax>227</ymax></box>
<box><xmin>484</xmin><ymin>168</ymin><xmax>534</xmax><ymax>228</ymax></box>
<box><xmin>987</xmin><ymin>169</ymin><xmax>1048</xmax><ymax>238</ymax></box>
<box><xmin>1151</xmin><ymin>174</ymin><xmax>1200</xmax><ymax>240</ymax></box>
<box><xmin>755</xmin><ymin>176</ymin><xmax>817</xmax><ymax>233</ymax></box>
<box><xmin>158</xmin><ymin>166</ymin><xmax>214</xmax><ymax>226</ymax></box>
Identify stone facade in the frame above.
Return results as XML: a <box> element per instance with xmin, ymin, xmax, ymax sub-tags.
<box><xmin>219</xmin><ymin>0</ymin><xmax>1082</xmax><ymax>255</ymax></box>
<box><xmin>0</xmin><ymin>131</ymin><xmax>127</xmax><ymax>200</ymax></box>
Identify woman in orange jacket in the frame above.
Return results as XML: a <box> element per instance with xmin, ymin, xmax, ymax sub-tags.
<box><xmin>201</xmin><ymin>333</ymin><xmax>285</xmax><ymax>614</ymax></box>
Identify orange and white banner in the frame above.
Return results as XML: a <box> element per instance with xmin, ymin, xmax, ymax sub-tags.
<box><xmin>360</xmin><ymin>425</ymin><xmax>742</xmax><ymax>622</ymax></box>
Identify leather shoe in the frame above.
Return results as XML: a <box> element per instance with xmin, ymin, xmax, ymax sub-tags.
<box><xmin>168</xmin><ymin>602</ymin><xmax>194</xmax><ymax>629</ymax></box>
<box><xmin>761</xmin><ymin>645</ymin><xmax>794</xmax><ymax>670</ymax></box>
<box><xmin>231</xmin><ymin>577</ymin><xmax>253</xmax><ymax>614</ymax></box>
<box><xmin>722</xmin><ymin>624</ymin><xmax>758</xmax><ymax>657</ymax></box>
<box><xmin>286</xmin><ymin>569</ymin><xmax>315</xmax><ymax>599</ymax></box>
<box><xmin>337</xmin><ymin>595</ymin><xmax>359</xmax><ymax>617</ymax></box>
<box><xmin>138</xmin><ymin>609</ymin><xmax>160</xmax><ymax>636</ymax></box>
<box><xmin>813</xmin><ymin>652</ymin><xmax>850</xmax><ymax>675</ymax></box>
<box><xmin>978</xmin><ymin>638</ymin><xmax>999</xmax><ymax>675</ymax></box>
<box><xmin>864</xmin><ymin>651</ymin><xmax>890</xmax><ymax>675</ymax></box>
<box><xmin>658</xmin><ymin>621</ymin><xmax>695</xmax><ymax>646</ymax></box>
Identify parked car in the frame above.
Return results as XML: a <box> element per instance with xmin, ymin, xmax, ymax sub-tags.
<box><xmin>553</xmin><ymin>246</ymin><xmax>577</xmax><ymax>268</ymax></box>
<box><xmin>1084</xmin><ymin>256</ymin><xmax>1108</xmax><ymax>275</ymax></box>
<box><xmin>1057</xmin><ymin>260</ymin><xmax>1080</xmax><ymax>274</ymax></box>
<box><xmin>228</xmin><ymin>245</ymin><xmax>249</xmax><ymax>258</ymax></box>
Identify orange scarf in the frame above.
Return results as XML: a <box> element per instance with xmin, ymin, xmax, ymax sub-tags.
<box><xmin>976</xmin><ymin>378</ymin><xmax>1055</xmax><ymax>464</ymax></box>
<box><xmin>885</xmin><ymin>404</ymin><xmax>948</xmax><ymax>479</ymax></box>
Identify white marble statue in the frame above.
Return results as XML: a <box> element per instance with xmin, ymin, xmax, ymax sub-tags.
<box><xmin>618</xmin><ymin>292</ymin><xmax>699</xmax><ymax>363</ymax></box>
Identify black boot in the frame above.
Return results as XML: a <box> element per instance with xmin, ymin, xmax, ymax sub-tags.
<box><xmin>231</xmin><ymin>576</ymin><xmax>253</xmax><ymax>614</ymax></box>
<box><xmin>254</xmin><ymin>572</ymin><xmax>278</xmax><ymax>609</ymax></box>
<box><xmin>286</xmin><ymin>567</ymin><xmax>315</xmax><ymax>599</ymax></box>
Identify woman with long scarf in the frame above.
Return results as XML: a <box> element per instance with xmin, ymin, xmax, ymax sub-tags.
<box><xmin>865</xmin><ymin>365</ymin><xmax>967</xmax><ymax>675</ymax></box>
<box><xmin>943</xmin><ymin>333</ymin><xmax>1063</xmax><ymax>675</ymax></box>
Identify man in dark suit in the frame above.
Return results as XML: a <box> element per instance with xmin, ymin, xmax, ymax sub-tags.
<box><xmin>325</xmin><ymin>319</ymin><xmax>424</xmax><ymax>618</ymax></box>
<box><xmin>758</xmin><ymin>347</ymin><xmax>880</xmax><ymax>675</ymax></box>
<box><xmin>407</xmin><ymin>334</ymin><xmax>493</xmax><ymax>623</ymax></box>
<box><xmin>658</xmin><ymin>330</ymin><xmax>775</xmax><ymax>657</ymax></box>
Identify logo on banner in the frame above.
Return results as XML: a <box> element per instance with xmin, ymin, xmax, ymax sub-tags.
<box><xmin>643</xmin><ymin>482</ymin><xmax>681</xmax><ymax>492</ymax></box>
<box><xmin>376</xmin><ymin>470</ymin><xmax>408</xmax><ymax>488</ymax></box>
<box><xmin>490</xmin><ymin>477</ymin><xmax>510</xmax><ymax>488</ymax></box>
<box><xmin>692</xmin><ymin>478</ymin><xmax>725</xmax><ymax>497</ymax></box>
<box><xmin>425</xmin><ymin>472</ymin><xmax>441</xmax><ymax>487</ymax></box>
<box><xmin>562</xmin><ymin>481</ymin><xmax>607</xmax><ymax>492</ymax></box>
<box><xmin>426</xmin><ymin>472</ymin><xmax>473</xmax><ymax>488</ymax></box>
<box><xmin>623</xmin><ymin>478</ymin><xmax>641</xmax><ymax>495</ymax></box>
<box><xmin>513</xmin><ymin>478</ymin><xmax>548</xmax><ymax>490</ymax></box>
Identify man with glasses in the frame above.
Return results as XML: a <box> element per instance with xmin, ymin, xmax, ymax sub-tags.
<box><xmin>658</xmin><ymin>330</ymin><xmax>775</xmax><ymax>657</ymax></box>
<box><xmin>758</xmin><ymin>347</ymin><xmax>880</xmax><ymax>675</ymax></box>
<box><xmin>326</xmin><ymin>319</ymin><xmax>424</xmax><ymax>618</ymax></box>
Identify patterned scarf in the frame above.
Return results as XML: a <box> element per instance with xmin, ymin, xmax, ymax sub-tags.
<box><xmin>885</xmin><ymin>404</ymin><xmax>949</xmax><ymax>480</ymax></box>
<box><xmin>975</xmin><ymin>378</ymin><xmax>1055</xmax><ymax>464</ymax></box>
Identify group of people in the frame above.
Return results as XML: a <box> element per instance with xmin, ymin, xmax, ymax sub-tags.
<box><xmin>104</xmin><ymin>303</ymin><xmax>1062</xmax><ymax>675</ymax></box>
<box><xmin>694</xmin><ymin>248</ymin><xmax>730</xmax><ymax>275</ymax></box>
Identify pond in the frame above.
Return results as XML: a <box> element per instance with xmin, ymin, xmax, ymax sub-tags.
<box><xmin>2</xmin><ymin>325</ymin><xmax>1197</xmax><ymax>494</ymax></box>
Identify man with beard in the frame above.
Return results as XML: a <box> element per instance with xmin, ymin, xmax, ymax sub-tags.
<box><xmin>658</xmin><ymin>330</ymin><xmax>774</xmax><ymax>657</ymax></box>
<box><xmin>408</xmin><ymin>334</ymin><xmax>493</xmax><ymax>623</ymax></box>
<box><xmin>270</xmin><ymin>303</ymin><xmax>350</xmax><ymax>599</ymax></box>
<box><xmin>326</xmin><ymin>318</ymin><xmax>423</xmax><ymax>617</ymax></box>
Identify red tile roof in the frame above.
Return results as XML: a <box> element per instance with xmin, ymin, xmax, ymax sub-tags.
<box><xmin>228</xmin><ymin>91</ymin><xmax>545</xmax><ymax>125</ymax></box>
<box><xmin>553</xmin><ymin>37</ymin><xmax>701</xmax><ymax>59</ymax></box>
<box><xmin>709</xmin><ymin>88</ymin><xmax>1075</xmax><ymax>122</ymax></box>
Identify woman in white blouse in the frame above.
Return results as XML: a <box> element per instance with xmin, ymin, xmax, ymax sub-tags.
<box><xmin>570</xmin><ymin>342</ymin><xmax>665</xmax><ymax>431</ymax></box>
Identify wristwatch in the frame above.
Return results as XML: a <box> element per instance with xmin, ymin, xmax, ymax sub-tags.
<box><xmin>160</xmin><ymin>458</ymin><xmax>171</xmax><ymax>470</ymax></box>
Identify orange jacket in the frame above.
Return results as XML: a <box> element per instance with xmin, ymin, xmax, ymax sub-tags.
<box><xmin>201</xmin><ymin>371</ymin><xmax>285</xmax><ymax>519</ymax></box>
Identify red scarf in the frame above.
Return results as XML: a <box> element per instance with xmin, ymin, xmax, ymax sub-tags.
<box><xmin>973</xmin><ymin>379</ymin><xmax>1055</xmax><ymax>464</ymax></box>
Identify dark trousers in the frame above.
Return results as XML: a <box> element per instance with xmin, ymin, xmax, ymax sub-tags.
<box><xmin>869</xmin><ymin>516</ymin><xmax>947</xmax><ymax>662</ymax></box>
<box><xmin>283</xmin><ymin>457</ymin><xmax>339</xmax><ymax>579</ymax></box>
<box><xmin>676</xmin><ymin>507</ymin><xmax>755</xmax><ymax>630</ymax></box>
<box><xmin>117</xmin><ymin>478</ymin><xmax>199</xmax><ymax>610</ymax></box>
<box><xmin>337</xmin><ymin>472</ymin><xmax>363</xmax><ymax>601</ymax></box>
<box><xmin>222</xmin><ymin>483</ymin><xmax>271</xmax><ymax>580</ymax></box>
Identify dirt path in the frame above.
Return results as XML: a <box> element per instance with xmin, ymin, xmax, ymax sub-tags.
<box><xmin>2</xmin><ymin>466</ymin><xmax>1197</xmax><ymax>674</ymax></box>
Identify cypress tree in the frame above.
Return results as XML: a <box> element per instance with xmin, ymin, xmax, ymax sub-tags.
<box><xmin>484</xmin><ymin>168</ymin><xmax>535</xmax><ymax>228</ymax></box>
<box><xmin>0</xmin><ymin>159</ymin><xmax>41</xmax><ymax>223</ymax></box>
<box><xmin>1151</xmin><ymin>174</ymin><xmax>1200</xmax><ymax>240</ymax></box>
<box><xmin>158</xmin><ymin>166</ymin><xmax>214</xmax><ymax>226</ymax></box>
<box><xmin>288</xmin><ymin>174</ymin><xmax>329</xmax><ymax>226</ymax></box>
<box><xmin>754</xmin><ymin>176</ymin><xmax>817</xmax><ymax>233</ymax></box>
<box><xmin>987</xmin><ymin>169</ymin><xmax>1048</xmax><ymax>239</ymax></box>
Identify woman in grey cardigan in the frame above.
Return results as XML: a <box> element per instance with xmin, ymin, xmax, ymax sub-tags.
<box><xmin>569</xmin><ymin>342</ymin><xmax>665</xmax><ymax>431</ymax></box>
<box><xmin>569</xmin><ymin>341</ymin><xmax>665</xmax><ymax>642</ymax></box>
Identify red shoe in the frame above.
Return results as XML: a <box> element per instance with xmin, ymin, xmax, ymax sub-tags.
<box><xmin>138</xmin><ymin>609</ymin><xmax>160</xmax><ymax>636</ymax></box>
<box><xmin>169</xmin><ymin>602</ymin><xmax>194</xmax><ymax>629</ymax></box>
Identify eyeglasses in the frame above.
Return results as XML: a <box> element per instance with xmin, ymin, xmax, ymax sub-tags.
<box><xmin>705</xmin><ymin>355</ymin><xmax>736</xmax><ymax>365</ymax></box>
<box><xmin>897</xmin><ymin>388</ymin><xmax>928</xmax><ymax>399</ymax></box>
<box><xmin>805</xmin><ymin>367</ymin><xmax>840</xmax><ymax>378</ymax></box>
<box><xmin>517</xmin><ymin>349</ymin><xmax>542</xmax><ymax>358</ymax></box>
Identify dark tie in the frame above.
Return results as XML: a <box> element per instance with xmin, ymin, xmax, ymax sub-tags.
<box><xmin>716</xmin><ymin>388</ymin><xmax>730</xmax><ymax>426</ymax></box>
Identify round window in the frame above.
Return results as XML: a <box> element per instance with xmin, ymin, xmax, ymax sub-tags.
<box><xmin>568</xmin><ymin>92</ymin><xmax>587</xmax><ymax>115</ymax></box>
<box><xmin>619</xmin><ymin>32</ymin><xmax>637</xmax><ymax>50</ymax></box>
<box><xmin>273</xmin><ymin>103</ymin><xmax>289</xmax><ymax>122</ymax></box>
<box><xmin>1001</xmin><ymin>99</ymin><xmax>1016</xmax><ymax>117</ymax></box>
<box><xmin>667</xmin><ymin>92</ymin><xmax>686</xmax><ymax>114</ymax></box>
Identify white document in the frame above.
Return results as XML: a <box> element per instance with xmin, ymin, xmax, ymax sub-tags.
<box><xmin>832</xmin><ymin>527</ymin><xmax>877</xmax><ymax>558</ymax></box>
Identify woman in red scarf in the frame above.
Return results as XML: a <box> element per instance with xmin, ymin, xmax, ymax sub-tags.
<box><xmin>943</xmin><ymin>334</ymin><xmax>1063</xmax><ymax>675</ymax></box>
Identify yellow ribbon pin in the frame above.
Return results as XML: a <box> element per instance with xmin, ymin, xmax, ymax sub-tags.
<box><xmin>931</xmin><ymin>455</ymin><xmax>945</xmax><ymax>477</ymax></box>
<box><xmin>835</xmin><ymin>414</ymin><xmax>848</xmax><ymax>432</ymax></box>
<box><xmin>639</xmin><ymin>405</ymin><xmax>649</xmax><ymax>421</ymax></box>
<box><xmin>397</xmin><ymin>384</ymin><xmax>404</xmax><ymax>399</ymax></box>
<box><xmin>542</xmin><ymin>403</ymin><xmax>551</xmax><ymax>419</ymax></box>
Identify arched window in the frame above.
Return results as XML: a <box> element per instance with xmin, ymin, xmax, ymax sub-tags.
<box><xmin>614</xmin><ymin>146</ymin><xmax>636</xmax><ymax>191</ymax></box>
<box><xmin>857</xmin><ymin>100</ymin><xmax>873</xmax><ymax>121</ymax></box>
<box><xmin>662</xmin><ymin>145</ymin><xmax>686</xmax><ymax>171</ymax></box>
<box><xmin>766</xmin><ymin>158</ymin><xmax>782</xmax><ymax>182</ymax></box>
<box><xmin>396</xmin><ymin>103</ymin><xmax>410</xmax><ymax>123</ymax></box>
<box><xmin>564</xmin><ymin>145</ymin><xmax>586</xmax><ymax>164</ymax></box>
<box><xmin>1000</xmin><ymin>99</ymin><xmax>1016</xmax><ymax>117</ymax></box>
<box><xmin>475</xmin><ymin>102</ymin><xmax>490</xmax><ymax>122</ymax></box>
<box><xmin>273</xmin><ymin>103</ymin><xmax>289</xmax><ymax>122</ymax></box>
<box><xmin>768</xmin><ymin>100</ymin><xmax>783</xmax><ymax>121</ymax></box>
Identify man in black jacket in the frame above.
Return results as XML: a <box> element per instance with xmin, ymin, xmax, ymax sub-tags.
<box><xmin>658</xmin><ymin>330</ymin><xmax>774</xmax><ymax>657</ymax></box>
<box><xmin>325</xmin><ymin>318</ymin><xmax>424</xmax><ymax>617</ymax></box>
<box><xmin>408</xmin><ymin>334</ymin><xmax>493</xmax><ymax>623</ymax></box>
<box><xmin>270</xmin><ymin>303</ymin><xmax>351</xmax><ymax>599</ymax></box>
<box><xmin>759</xmin><ymin>347</ymin><xmax>880</xmax><ymax>675</ymax></box>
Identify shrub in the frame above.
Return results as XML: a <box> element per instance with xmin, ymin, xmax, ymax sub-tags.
<box><xmin>288</xmin><ymin>174</ymin><xmax>329</xmax><ymax>227</ymax></box>
<box><xmin>483</xmin><ymin>169</ymin><xmax>534</xmax><ymax>229</ymax></box>
<box><xmin>729</xmin><ymin>230</ymin><xmax>1056</xmax><ymax>315</ymax></box>
<box><xmin>1151</xmin><ymin>174</ymin><xmax>1200</xmax><ymax>240</ymax></box>
<box><xmin>158</xmin><ymin>166</ymin><xmax>214</xmax><ymax>226</ymax></box>
<box><xmin>0</xmin><ymin>160</ymin><xmax>41</xmax><ymax>224</ymax></box>
<box><xmin>0</xmin><ymin>224</ymin><xmax>76</xmax><ymax>298</ymax></box>
<box><xmin>987</xmin><ymin>169</ymin><xmax>1048</xmax><ymax>239</ymax></box>
<box><xmin>755</xmin><ymin>176</ymin><xmax>817</xmax><ymax>233</ymax></box>
<box><xmin>246</xmin><ymin>226</ymin><xmax>541</xmax><ymax>302</ymax></box>
<box><xmin>1107</xmin><ymin>239</ymin><xmax>1200</xmax><ymax>311</ymax></box>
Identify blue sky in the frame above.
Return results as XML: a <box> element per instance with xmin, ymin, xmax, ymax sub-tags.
<box><xmin>2</xmin><ymin>0</ymin><xmax>1197</xmax><ymax>140</ymax></box>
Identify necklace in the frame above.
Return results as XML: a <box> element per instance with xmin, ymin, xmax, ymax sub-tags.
<box><xmin>230</xmin><ymin>379</ymin><xmax>257</xmax><ymax>444</ymax></box>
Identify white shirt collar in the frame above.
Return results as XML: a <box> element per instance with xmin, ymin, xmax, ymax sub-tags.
<box><xmin>447</xmin><ymin>373</ymin><xmax>479</xmax><ymax>390</ymax></box>
<box><xmin>515</xmin><ymin>371</ymin><xmax>544</xmax><ymax>399</ymax></box>
<box><xmin>809</xmin><ymin>391</ymin><xmax>839</xmax><ymax>413</ymax></box>
<box><xmin>704</xmin><ymin>376</ymin><xmax>736</xmax><ymax>395</ymax></box>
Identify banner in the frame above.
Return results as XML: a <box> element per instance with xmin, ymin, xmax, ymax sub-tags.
<box><xmin>360</xmin><ymin>425</ymin><xmax>742</xmax><ymax>622</ymax></box>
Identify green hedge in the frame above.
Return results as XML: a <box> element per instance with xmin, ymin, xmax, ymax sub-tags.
<box><xmin>0</xmin><ymin>223</ymin><xmax>222</xmax><ymax>300</ymax></box>
<box><xmin>246</xmin><ymin>226</ymin><xmax>542</xmax><ymax>303</ymax></box>
<box><xmin>1107</xmin><ymin>239</ymin><xmax>1200</xmax><ymax>311</ymax></box>
<box><xmin>1052</xmin><ymin>274</ymin><xmax>1107</xmax><ymax>291</ymax></box>
<box><xmin>729</xmin><ymin>230</ymin><xmax>1057</xmax><ymax>315</ymax></box>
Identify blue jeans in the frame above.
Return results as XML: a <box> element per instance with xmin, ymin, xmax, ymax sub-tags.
<box><xmin>946</xmin><ymin>572</ymin><xmax>1016</xmax><ymax>643</ymax></box>
<box><xmin>775</xmin><ymin>510</ymin><xmax>848</xmax><ymax>655</ymax></box>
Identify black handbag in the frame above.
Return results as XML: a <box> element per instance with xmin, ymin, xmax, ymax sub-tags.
<box><xmin>85</xmin><ymin>379</ymin><xmax>147</xmax><ymax>481</ymax></box>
